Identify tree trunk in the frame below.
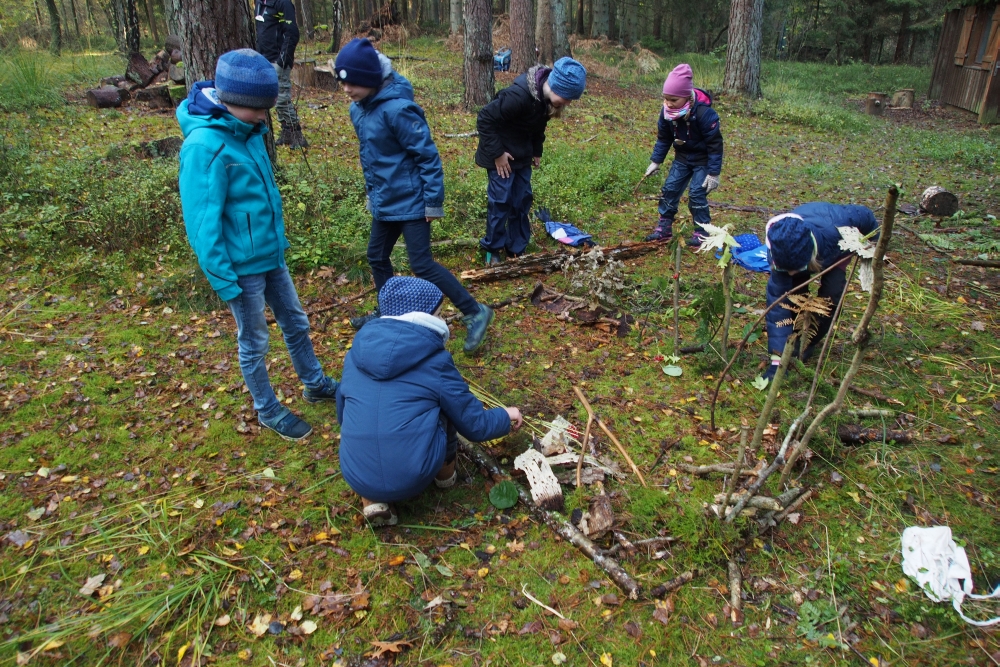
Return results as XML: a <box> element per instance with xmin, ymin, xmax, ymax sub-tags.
<box><xmin>551</xmin><ymin>0</ymin><xmax>571</xmax><ymax>58</ymax></box>
<box><xmin>44</xmin><ymin>0</ymin><xmax>61</xmax><ymax>54</ymax></box>
<box><xmin>893</xmin><ymin>5</ymin><xmax>910</xmax><ymax>64</ymax></box>
<box><xmin>143</xmin><ymin>0</ymin><xmax>159</xmax><ymax>44</ymax></box>
<box><xmin>462</xmin><ymin>0</ymin><xmax>494</xmax><ymax>109</ymax></box>
<box><xmin>536</xmin><ymin>0</ymin><xmax>553</xmax><ymax>63</ymax></box>
<box><xmin>178</xmin><ymin>0</ymin><xmax>256</xmax><ymax>82</ymax></box>
<box><xmin>162</xmin><ymin>0</ymin><xmax>180</xmax><ymax>36</ymax></box>
<box><xmin>510</xmin><ymin>0</ymin><xmax>535</xmax><ymax>72</ymax></box>
<box><xmin>618</xmin><ymin>0</ymin><xmax>634</xmax><ymax>47</ymax></box>
<box><xmin>575</xmin><ymin>0</ymin><xmax>583</xmax><ymax>34</ymax></box>
<box><xmin>651</xmin><ymin>0</ymin><xmax>661</xmax><ymax>40</ymax></box>
<box><xmin>722</xmin><ymin>0</ymin><xmax>763</xmax><ymax>98</ymax></box>
<box><xmin>590</xmin><ymin>0</ymin><xmax>606</xmax><ymax>38</ymax></box>
<box><xmin>68</xmin><ymin>0</ymin><xmax>81</xmax><ymax>38</ymax></box>
<box><xmin>113</xmin><ymin>0</ymin><xmax>142</xmax><ymax>55</ymax></box>
<box><xmin>449</xmin><ymin>0</ymin><xmax>461</xmax><ymax>33</ymax></box>
<box><xmin>300</xmin><ymin>0</ymin><xmax>315</xmax><ymax>39</ymax></box>
<box><xmin>329</xmin><ymin>0</ymin><xmax>343</xmax><ymax>51</ymax></box>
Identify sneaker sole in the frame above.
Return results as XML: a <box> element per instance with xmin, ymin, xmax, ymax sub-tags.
<box><xmin>259</xmin><ymin>422</ymin><xmax>313</xmax><ymax>442</ymax></box>
<box><xmin>463</xmin><ymin>308</ymin><xmax>495</xmax><ymax>354</ymax></box>
<box><xmin>302</xmin><ymin>393</ymin><xmax>336</xmax><ymax>404</ymax></box>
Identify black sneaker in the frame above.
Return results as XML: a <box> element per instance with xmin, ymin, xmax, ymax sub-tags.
<box><xmin>350</xmin><ymin>309</ymin><xmax>380</xmax><ymax>330</ymax></box>
<box><xmin>644</xmin><ymin>225</ymin><xmax>673</xmax><ymax>242</ymax></box>
<box><xmin>303</xmin><ymin>377</ymin><xmax>339</xmax><ymax>403</ymax></box>
<box><xmin>259</xmin><ymin>411</ymin><xmax>313</xmax><ymax>441</ymax></box>
<box><xmin>686</xmin><ymin>232</ymin><xmax>707</xmax><ymax>247</ymax></box>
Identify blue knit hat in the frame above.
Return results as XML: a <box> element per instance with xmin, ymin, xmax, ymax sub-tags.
<box><xmin>378</xmin><ymin>277</ymin><xmax>445</xmax><ymax>317</ymax></box>
<box><xmin>766</xmin><ymin>214</ymin><xmax>817</xmax><ymax>272</ymax></box>
<box><xmin>335</xmin><ymin>38</ymin><xmax>384</xmax><ymax>88</ymax></box>
<box><xmin>214</xmin><ymin>49</ymin><xmax>278</xmax><ymax>109</ymax></box>
<box><xmin>548</xmin><ymin>57</ymin><xmax>587</xmax><ymax>100</ymax></box>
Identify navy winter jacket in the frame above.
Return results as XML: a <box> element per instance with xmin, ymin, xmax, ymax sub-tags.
<box><xmin>475</xmin><ymin>65</ymin><xmax>551</xmax><ymax>171</ymax></box>
<box><xmin>336</xmin><ymin>318</ymin><xmax>510</xmax><ymax>503</ymax></box>
<box><xmin>765</xmin><ymin>203</ymin><xmax>878</xmax><ymax>354</ymax></box>
<box><xmin>650</xmin><ymin>89</ymin><xmax>724</xmax><ymax>176</ymax></box>
<box><xmin>348</xmin><ymin>72</ymin><xmax>445</xmax><ymax>221</ymax></box>
<box><xmin>255</xmin><ymin>0</ymin><xmax>299</xmax><ymax>69</ymax></box>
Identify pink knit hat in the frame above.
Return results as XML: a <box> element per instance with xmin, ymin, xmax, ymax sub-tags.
<box><xmin>662</xmin><ymin>63</ymin><xmax>693</xmax><ymax>97</ymax></box>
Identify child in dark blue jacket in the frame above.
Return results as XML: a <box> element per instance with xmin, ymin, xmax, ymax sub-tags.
<box><xmin>336</xmin><ymin>277</ymin><xmax>522</xmax><ymax>526</ymax></box>
<box><xmin>177</xmin><ymin>50</ymin><xmax>339</xmax><ymax>443</ymax></box>
<box><xmin>644</xmin><ymin>64</ymin><xmax>724</xmax><ymax>245</ymax></box>
<box><xmin>335</xmin><ymin>38</ymin><xmax>494</xmax><ymax>353</ymax></box>
<box><xmin>762</xmin><ymin>202</ymin><xmax>879</xmax><ymax>379</ymax></box>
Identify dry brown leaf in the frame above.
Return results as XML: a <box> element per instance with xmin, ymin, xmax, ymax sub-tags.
<box><xmin>367</xmin><ymin>639</ymin><xmax>413</xmax><ymax>659</ymax></box>
<box><xmin>78</xmin><ymin>573</ymin><xmax>106</xmax><ymax>597</ymax></box>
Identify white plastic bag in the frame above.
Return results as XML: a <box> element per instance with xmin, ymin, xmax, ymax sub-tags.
<box><xmin>901</xmin><ymin>526</ymin><xmax>1000</xmax><ymax>627</ymax></box>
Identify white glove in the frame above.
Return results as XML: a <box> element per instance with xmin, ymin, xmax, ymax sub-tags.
<box><xmin>702</xmin><ymin>174</ymin><xmax>720</xmax><ymax>194</ymax></box>
<box><xmin>645</xmin><ymin>162</ymin><xmax>661</xmax><ymax>177</ymax></box>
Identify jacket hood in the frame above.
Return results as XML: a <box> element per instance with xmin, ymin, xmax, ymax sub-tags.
<box><xmin>349</xmin><ymin>318</ymin><xmax>444</xmax><ymax>381</ymax></box>
<box><xmin>177</xmin><ymin>81</ymin><xmax>268</xmax><ymax>140</ymax></box>
<box><xmin>359</xmin><ymin>71</ymin><xmax>415</xmax><ymax>109</ymax></box>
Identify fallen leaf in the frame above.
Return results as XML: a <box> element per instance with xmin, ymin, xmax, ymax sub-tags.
<box><xmin>36</xmin><ymin>467</ymin><xmax>50</xmax><ymax>478</ymax></box>
<box><xmin>557</xmin><ymin>618</ymin><xmax>578</xmax><ymax>631</ymax></box>
<box><xmin>367</xmin><ymin>639</ymin><xmax>412</xmax><ymax>659</ymax></box>
<box><xmin>506</xmin><ymin>539</ymin><xmax>525</xmax><ymax>553</ymax></box>
<box><xmin>177</xmin><ymin>643</ymin><xmax>191</xmax><ymax>664</ymax></box>
<box><xmin>79</xmin><ymin>573</ymin><xmax>106</xmax><ymax>596</ymax></box>
<box><xmin>214</xmin><ymin>614</ymin><xmax>231</xmax><ymax>626</ymax></box>
<box><xmin>287</xmin><ymin>569</ymin><xmax>303</xmax><ymax>581</ymax></box>
<box><xmin>752</xmin><ymin>375</ymin><xmax>769</xmax><ymax>391</ymax></box>
<box><xmin>600</xmin><ymin>652</ymin><xmax>614</xmax><ymax>667</ymax></box>
<box><xmin>519</xmin><ymin>620</ymin><xmax>543</xmax><ymax>635</ymax></box>
<box><xmin>477</xmin><ymin>567</ymin><xmax>489</xmax><ymax>578</ymax></box>
<box><xmin>388</xmin><ymin>555</ymin><xmax>406</xmax><ymax>567</ymax></box>
<box><xmin>249</xmin><ymin>613</ymin><xmax>272</xmax><ymax>637</ymax></box>
<box><xmin>552</xmin><ymin>652</ymin><xmax>567</xmax><ymax>665</ymax></box>
<box><xmin>623</xmin><ymin>620</ymin><xmax>642</xmax><ymax>638</ymax></box>
<box><xmin>970</xmin><ymin>321</ymin><xmax>986</xmax><ymax>332</ymax></box>
<box><xmin>652</xmin><ymin>599</ymin><xmax>670</xmax><ymax>625</ymax></box>
<box><xmin>27</xmin><ymin>507</ymin><xmax>44</xmax><ymax>521</ymax></box>
<box><xmin>300</xmin><ymin>620</ymin><xmax>318</xmax><ymax>635</ymax></box>
<box><xmin>106</xmin><ymin>632</ymin><xmax>131</xmax><ymax>649</ymax></box>
<box><xmin>290</xmin><ymin>606</ymin><xmax>303</xmax><ymax>621</ymax></box>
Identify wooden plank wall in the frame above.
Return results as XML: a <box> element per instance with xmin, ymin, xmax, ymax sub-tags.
<box><xmin>929</xmin><ymin>7</ymin><xmax>993</xmax><ymax>115</ymax></box>
<box><xmin>930</xmin><ymin>9</ymin><xmax>964</xmax><ymax>100</ymax></box>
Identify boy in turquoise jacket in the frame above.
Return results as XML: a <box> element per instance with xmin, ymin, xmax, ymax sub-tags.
<box><xmin>177</xmin><ymin>49</ymin><xmax>338</xmax><ymax>441</ymax></box>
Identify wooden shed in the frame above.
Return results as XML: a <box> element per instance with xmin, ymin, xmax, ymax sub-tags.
<box><xmin>929</xmin><ymin>2</ymin><xmax>1000</xmax><ymax>123</ymax></box>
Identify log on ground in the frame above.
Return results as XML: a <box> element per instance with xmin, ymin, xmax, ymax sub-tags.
<box><xmin>86</xmin><ymin>86</ymin><xmax>123</xmax><ymax>109</ymax></box>
<box><xmin>135</xmin><ymin>85</ymin><xmax>174</xmax><ymax>109</ymax></box>
<box><xmin>837</xmin><ymin>424</ymin><xmax>917</xmax><ymax>445</ymax></box>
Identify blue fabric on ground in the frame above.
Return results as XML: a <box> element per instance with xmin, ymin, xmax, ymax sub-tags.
<box><xmin>714</xmin><ymin>233</ymin><xmax>768</xmax><ymax>272</ymax></box>
<box><xmin>538</xmin><ymin>208</ymin><xmax>593</xmax><ymax>247</ymax></box>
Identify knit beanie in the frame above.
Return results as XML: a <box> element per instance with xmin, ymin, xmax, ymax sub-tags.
<box><xmin>662</xmin><ymin>63</ymin><xmax>693</xmax><ymax>98</ymax></box>
<box><xmin>214</xmin><ymin>49</ymin><xmax>279</xmax><ymax>109</ymax></box>
<box><xmin>378</xmin><ymin>277</ymin><xmax>445</xmax><ymax>317</ymax></box>
<box><xmin>766</xmin><ymin>214</ymin><xmax>816</xmax><ymax>272</ymax></box>
<box><xmin>547</xmin><ymin>57</ymin><xmax>587</xmax><ymax>100</ymax></box>
<box><xmin>335</xmin><ymin>38</ymin><xmax>384</xmax><ymax>88</ymax></box>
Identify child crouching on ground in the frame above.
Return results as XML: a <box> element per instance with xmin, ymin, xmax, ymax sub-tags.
<box><xmin>644</xmin><ymin>63</ymin><xmax>724</xmax><ymax>245</ymax></box>
<box><xmin>177</xmin><ymin>49</ymin><xmax>338</xmax><ymax>442</ymax></box>
<box><xmin>336</xmin><ymin>277</ymin><xmax>522</xmax><ymax>526</ymax></box>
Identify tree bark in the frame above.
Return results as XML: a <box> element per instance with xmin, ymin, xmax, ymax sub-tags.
<box><xmin>722</xmin><ymin>0</ymin><xmax>763</xmax><ymax>98</ymax></box>
<box><xmin>551</xmin><ymin>0</ymin><xmax>571</xmax><ymax>58</ymax></box>
<box><xmin>651</xmin><ymin>0</ymin><xmax>661</xmax><ymax>40</ymax></box>
<box><xmin>893</xmin><ymin>4</ymin><xmax>910</xmax><ymax>64</ymax></box>
<box><xmin>618</xmin><ymin>0</ymin><xmax>635</xmax><ymax>47</ymax></box>
<box><xmin>510</xmin><ymin>0</ymin><xmax>535</xmax><ymax>72</ymax></box>
<box><xmin>113</xmin><ymin>0</ymin><xmax>142</xmax><ymax>55</ymax></box>
<box><xmin>329</xmin><ymin>0</ymin><xmax>343</xmax><ymax>52</ymax></box>
<box><xmin>162</xmin><ymin>0</ymin><xmax>180</xmax><ymax>36</ymax></box>
<box><xmin>536</xmin><ymin>0</ymin><xmax>553</xmax><ymax>63</ymax></box>
<box><xmin>44</xmin><ymin>0</ymin><xmax>62</xmax><ymax>54</ymax></box>
<box><xmin>143</xmin><ymin>0</ymin><xmax>159</xmax><ymax>44</ymax></box>
<box><xmin>177</xmin><ymin>0</ymin><xmax>256</xmax><ymax>83</ymax></box>
<box><xmin>300</xmin><ymin>0</ymin><xmax>316</xmax><ymax>39</ymax></box>
<box><xmin>462</xmin><ymin>0</ymin><xmax>494</xmax><ymax>109</ymax></box>
<box><xmin>68</xmin><ymin>0</ymin><xmax>81</xmax><ymax>38</ymax></box>
<box><xmin>449</xmin><ymin>0</ymin><xmax>461</xmax><ymax>33</ymax></box>
<box><xmin>575</xmin><ymin>0</ymin><xmax>584</xmax><ymax>34</ymax></box>
<box><xmin>590</xmin><ymin>0</ymin><xmax>607</xmax><ymax>38</ymax></box>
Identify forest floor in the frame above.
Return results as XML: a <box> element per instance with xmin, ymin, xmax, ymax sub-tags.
<box><xmin>1</xmin><ymin>36</ymin><xmax>1000</xmax><ymax>667</ymax></box>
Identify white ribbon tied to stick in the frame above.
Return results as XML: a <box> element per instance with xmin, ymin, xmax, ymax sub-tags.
<box><xmin>901</xmin><ymin>526</ymin><xmax>1000</xmax><ymax>627</ymax></box>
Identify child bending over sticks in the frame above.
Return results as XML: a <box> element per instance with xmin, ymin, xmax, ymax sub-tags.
<box><xmin>336</xmin><ymin>277</ymin><xmax>522</xmax><ymax>526</ymax></box>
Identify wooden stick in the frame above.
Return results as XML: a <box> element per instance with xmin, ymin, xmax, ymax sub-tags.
<box><xmin>720</xmin><ymin>425</ymin><xmax>749</xmax><ymax>514</ymax></box>
<box><xmin>773</xmin><ymin>488</ymin><xmax>814</xmax><ymax>525</ymax></box>
<box><xmin>954</xmin><ymin>258</ymin><xmax>1000</xmax><ymax>268</ymax></box>
<box><xmin>649</xmin><ymin>570</ymin><xmax>695</xmax><ymax>598</ymax></box>
<box><xmin>595</xmin><ymin>417</ymin><xmax>647</xmax><ymax>487</ymax></box>
<box><xmin>572</xmin><ymin>385</ymin><xmax>596</xmax><ymax>489</ymax></box>
<box><xmin>458</xmin><ymin>437</ymin><xmax>642</xmax><ymax>599</ymax></box>
<box><xmin>673</xmin><ymin>240</ymin><xmax>681</xmax><ymax>356</ymax></box>
<box><xmin>675</xmin><ymin>463</ymin><xmax>756</xmax><ymax>476</ymax></box>
<box><xmin>728</xmin><ymin>559</ymin><xmax>742</xmax><ymax>612</ymax></box>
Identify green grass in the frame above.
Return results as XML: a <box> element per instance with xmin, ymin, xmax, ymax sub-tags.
<box><xmin>0</xmin><ymin>47</ymin><xmax>123</xmax><ymax>111</ymax></box>
<box><xmin>0</xmin><ymin>36</ymin><xmax>998</xmax><ymax>667</ymax></box>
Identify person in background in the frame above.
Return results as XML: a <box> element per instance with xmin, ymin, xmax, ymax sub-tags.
<box><xmin>255</xmin><ymin>0</ymin><xmax>308</xmax><ymax>148</ymax></box>
<box><xmin>335</xmin><ymin>38</ymin><xmax>494</xmax><ymax>354</ymax></box>
<box><xmin>643</xmin><ymin>63</ymin><xmax>723</xmax><ymax>245</ymax></box>
<box><xmin>475</xmin><ymin>57</ymin><xmax>587</xmax><ymax>266</ymax></box>
<box><xmin>762</xmin><ymin>202</ymin><xmax>879</xmax><ymax>380</ymax></box>
<box><xmin>176</xmin><ymin>49</ymin><xmax>338</xmax><ymax>441</ymax></box>
<box><xmin>336</xmin><ymin>277</ymin><xmax>522</xmax><ymax>527</ymax></box>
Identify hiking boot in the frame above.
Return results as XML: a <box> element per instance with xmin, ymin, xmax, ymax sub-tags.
<box><xmin>259</xmin><ymin>411</ymin><xmax>313</xmax><ymax>442</ymax></box>
<box><xmin>462</xmin><ymin>304</ymin><xmax>494</xmax><ymax>354</ymax></box>
<box><xmin>435</xmin><ymin>458</ymin><xmax>458</xmax><ymax>488</ymax></box>
<box><xmin>276</xmin><ymin>121</ymin><xmax>292</xmax><ymax>146</ymax></box>
<box><xmin>506</xmin><ymin>250</ymin><xmax>524</xmax><ymax>260</ymax></box>
<box><xmin>644</xmin><ymin>223</ymin><xmax>673</xmax><ymax>242</ymax></box>
<box><xmin>303</xmin><ymin>377</ymin><xmax>339</xmax><ymax>403</ymax></box>
<box><xmin>288</xmin><ymin>123</ymin><xmax>309</xmax><ymax>149</ymax></box>
<box><xmin>686</xmin><ymin>232</ymin><xmax>707</xmax><ymax>247</ymax></box>
<box><xmin>350</xmin><ymin>309</ymin><xmax>380</xmax><ymax>330</ymax></box>
<box><xmin>485</xmin><ymin>251</ymin><xmax>503</xmax><ymax>267</ymax></box>
<box><xmin>362</xmin><ymin>501</ymin><xmax>398</xmax><ymax>527</ymax></box>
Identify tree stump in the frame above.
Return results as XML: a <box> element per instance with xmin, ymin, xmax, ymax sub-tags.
<box><xmin>135</xmin><ymin>85</ymin><xmax>174</xmax><ymax>109</ymax></box>
<box><xmin>168</xmin><ymin>84</ymin><xmax>188</xmax><ymax>105</ymax></box>
<box><xmin>126</xmin><ymin>52</ymin><xmax>157</xmax><ymax>87</ymax></box>
<box><xmin>919</xmin><ymin>186</ymin><xmax>959</xmax><ymax>217</ymax></box>
<box><xmin>100</xmin><ymin>75</ymin><xmax>126</xmax><ymax>87</ymax></box>
<box><xmin>891</xmin><ymin>88</ymin><xmax>914</xmax><ymax>109</ymax></box>
<box><xmin>292</xmin><ymin>60</ymin><xmax>316</xmax><ymax>88</ymax></box>
<box><xmin>314</xmin><ymin>62</ymin><xmax>339</xmax><ymax>91</ymax></box>
<box><xmin>86</xmin><ymin>86</ymin><xmax>123</xmax><ymax>109</ymax></box>
<box><xmin>865</xmin><ymin>92</ymin><xmax>887</xmax><ymax>116</ymax></box>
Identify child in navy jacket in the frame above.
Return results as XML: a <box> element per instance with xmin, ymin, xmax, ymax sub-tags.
<box><xmin>644</xmin><ymin>63</ymin><xmax>724</xmax><ymax>245</ymax></box>
<box><xmin>762</xmin><ymin>202</ymin><xmax>878</xmax><ymax>379</ymax></box>
<box><xmin>336</xmin><ymin>277</ymin><xmax>522</xmax><ymax>526</ymax></box>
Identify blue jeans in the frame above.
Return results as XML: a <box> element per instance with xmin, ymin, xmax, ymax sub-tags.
<box><xmin>367</xmin><ymin>217</ymin><xmax>479</xmax><ymax>316</ymax></box>
<box><xmin>226</xmin><ymin>267</ymin><xmax>330</xmax><ymax>421</ymax></box>
<box><xmin>658</xmin><ymin>161</ymin><xmax>711</xmax><ymax>228</ymax></box>
<box><xmin>481</xmin><ymin>167</ymin><xmax>533</xmax><ymax>255</ymax></box>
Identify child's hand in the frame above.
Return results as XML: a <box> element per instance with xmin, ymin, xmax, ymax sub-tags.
<box><xmin>702</xmin><ymin>174</ymin><xmax>720</xmax><ymax>194</ymax></box>
<box><xmin>645</xmin><ymin>162</ymin><xmax>661</xmax><ymax>177</ymax></box>
<box><xmin>495</xmin><ymin>152</ymin><xmax>514</xmax><ymax>178</ymax></box>
<box><xmin>532</xmin><ymin>156</ymin><xmax>541</xmax><ymax>168</ymax></box>
<box><xmin>506</xmin><ymin>407</ymin><xmax>523</xmax><ymax>430</ymax></box>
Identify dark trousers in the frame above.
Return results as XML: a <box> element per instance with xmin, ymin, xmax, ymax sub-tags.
<box><xmin>481</xmin><ymin>167</ymin><xmax>533</xmax><ymax>255</ymax></box>
<box><xmin>765</xmin><ymin>264</ymin><xmax>848</xmax><ymax>355</ymax></box>
<box><xmin>367</xmin><ymin>217</ymin><xmax>479</xmax><ymax>316</ymax></box>
<box><xmin>658</xmin><ymin>160</ymin><xmax>711</xmax><ymax>229</ymax></box>
<box><xmin>442</xmin><ymin>417</ymin><xmax>457</xmax><ymax>464</ymax></box>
